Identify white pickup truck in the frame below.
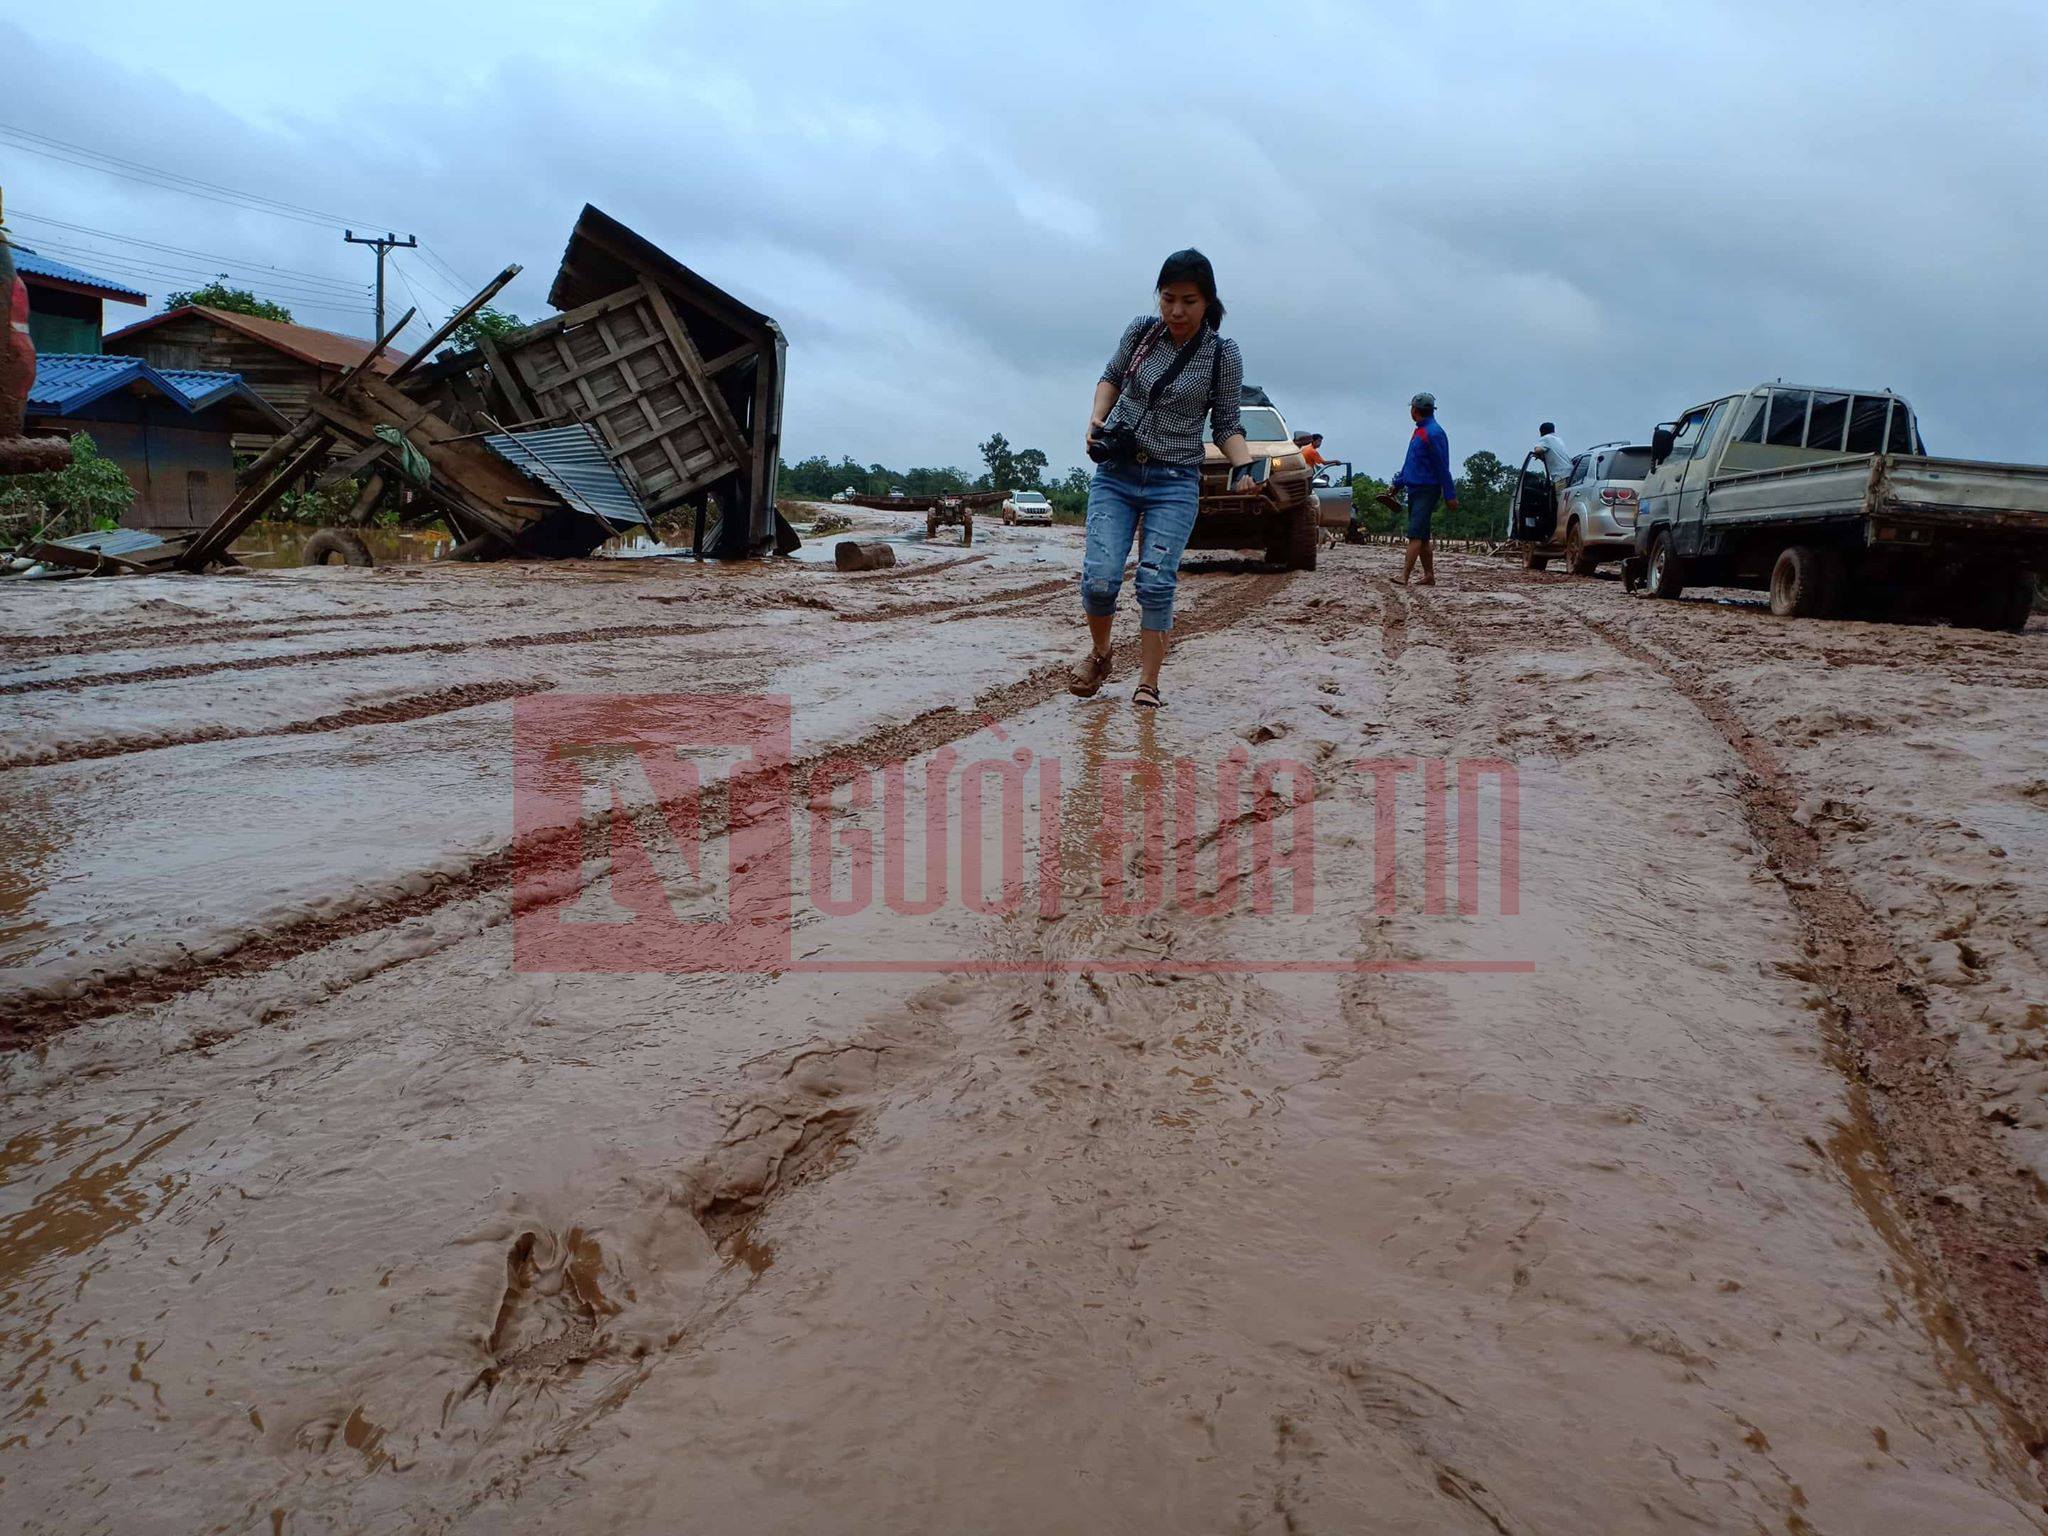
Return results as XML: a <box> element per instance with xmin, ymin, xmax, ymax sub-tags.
<box><xmin>1628</xmin><ymin>384</ymin><xmax>2048</xmax><ymax>628</ymax></box>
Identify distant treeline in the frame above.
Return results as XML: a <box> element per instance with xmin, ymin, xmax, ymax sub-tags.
<box><xmin>781</xmin><ymin>444</ymin><xmax>1519</xmax><ymax>537</ymax></box>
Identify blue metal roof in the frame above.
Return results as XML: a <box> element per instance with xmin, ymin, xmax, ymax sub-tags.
<box><xmin>28</xmin><ymin>353</ymin><xmax>272</xmax><ymax>419</ymax></box>
<box><xmin>9</xmin><ymin>246</ymin><xmax>148</xmax><ymax>303</ymax></box>
<box><xmin>485</xmin><ymin>423</ymin><xmax>651</xmax><ymax>528</ymax></box>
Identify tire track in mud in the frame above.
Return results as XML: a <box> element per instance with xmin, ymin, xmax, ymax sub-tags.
<box><xmin>0</xmin><ymin>679</ymin><xmax>553</xmax><ymax>771</ymax></box>
<box><xmin>838</xmin><ymin>577</ymin><xmax>1070</xmax><ymax>625</ymax></box>
<box><xmin>1574</xmin><ymin>605</ymin><xmax>2048</xmax><ymax>1474</ymax></box>
<box><xmin>0</xmin><ymin>572</ymin><xmax>1294</xmax><ymax>1048</ymax></box>
<box><xmin>843</xmin><ymin>551</ymin><xmax>989</xmax><ymax>583</ymax></box>
<box><xmin>0</xmin><ymin>619</ymin><xmax>736</xmax><ymax>699</ymax></box>
<box><xmin>0</xmin><ymin>610</ymin><xmax>411</xmax><ymax>661</ymax></box>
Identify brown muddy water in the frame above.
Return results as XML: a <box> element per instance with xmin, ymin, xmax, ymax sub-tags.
<box><xmin>0</xmin><ymin>536</ymin><xmax>2045</xmax><ymax>1533</ymax></box>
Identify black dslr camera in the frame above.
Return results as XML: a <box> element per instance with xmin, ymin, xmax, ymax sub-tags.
<box><xmin>1087</xmin><ymin>420</ymin><xmax>1139</xmax><ymax>465</ymax></box>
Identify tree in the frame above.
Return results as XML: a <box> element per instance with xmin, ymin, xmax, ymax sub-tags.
<box><xmin>451</xmin><ymin>305</ymin><xmax>528</xmax><ymax>350</ymax></box>
<box><xmin>1046</xmin><ymin>466</ymin><xmax>1092</xmax><ymax>518</ymax></box>
<box><xmin>0</xmin><ymin>432</ymin><xmax>136</xmax><ymax>541</ymax></box>
<box><xmin>1012</xmin><ymin>447</ymin><xmax>1048</xmax><ymax>489</ymax></box>
<box><xmin>164</xmin><ymin>276</ymin><xmax>293</xmax><ymax>323</ymax></box>
<box><xmin>1451</xmin><ymin>451</ymin><xmax>1512</xmax><ymax>540</ymax></box>
<box><xmin>978</xmin><ymin>432</ymin><xmax>1015</xmax><ymax>490</ymax></box>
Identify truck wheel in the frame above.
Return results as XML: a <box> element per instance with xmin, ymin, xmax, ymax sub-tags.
<box><xmin>1966</xmin><ymin>571</ymin><xmax>2038</xmax><ymax>632</ymax></box>
<box><xmin>302</xmin><ymin>528</ymin><xmax>374</xmax><ymax>567</ymax></box>
<box><xmin>2003</xmin><ymin>573</ymin><xmax>2038</xmax><ymax>631</ymax></box>
<box><xmin>1564</xmin><ymin>522</ymin><xmax>1597</xmax><ymax>576</ymax></box>
<box><xmin>1287</xmin><ymin>500</ymin><xmax>1317</xmax><ymax>571</ymax></box>
<box><xmin>1769</xmin><ymin>545</ymin><xmax>1829</xmax><ymax>618</ymax></box>
<box><xmin>1523</xmin><ymin>550</ymin><xmax>1550</xmax><ymax>572</ymax></box>
<box><xmin>1645</xmin><ymin>531</ymin><xmax>1684</xmax><ymax>598</ymax></box>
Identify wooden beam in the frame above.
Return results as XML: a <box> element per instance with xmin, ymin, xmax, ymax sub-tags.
<box><xmin>475</xmin><ymin>331</ymin><xmax>538</xmax><ymax>423</ymax></box>
<box><xmin>389</xmin><ymin>264</ymin><xmax>523</xmax><ymax>385</ymax></box>
<box><xmin>642</xmin><ymin>280</ymin><xmax>750</xmax><ymax>472</ymax></box>
<box><xmin>701</xmin><ymin>342</ymin><xmax>758</xmax><ymax>377</ymax></box>
<box><xmin>178</xmin><ymin>434</ymin><xmax>331</xmax><ymax>570</ymax></box>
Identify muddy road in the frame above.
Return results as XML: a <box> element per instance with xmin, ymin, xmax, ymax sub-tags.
<box><xmin>2</xmin><ymin>515</ymin><xmax>2045</xmax><ymax>1533</ymax></box>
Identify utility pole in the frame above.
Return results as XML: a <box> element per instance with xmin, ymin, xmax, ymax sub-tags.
<box><xmin>343</xmin><ymin>229</ymin><xmax>417</xmax><ymax>339</ymax></box>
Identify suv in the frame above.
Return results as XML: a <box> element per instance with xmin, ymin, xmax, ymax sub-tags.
<box><xmin>1003</xmin><ymin>490</ymin><xmax>1053</xmax><ymax>525</ymax></box>
<box><xmin>1523</xmin><ymin>442</ymin><xmax>1654</xmax><ymax>574</ymax></box>
<box><xmin>1195</xmin><ymin>387</ymin><xmax>1319</xmax><ymax>570</ymax></box>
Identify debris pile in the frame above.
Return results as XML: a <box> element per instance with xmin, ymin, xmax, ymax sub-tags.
<box><xmin>8</xmin><ymin>206</ymin><xmax>791</xmax><ymax>577</ymax></box>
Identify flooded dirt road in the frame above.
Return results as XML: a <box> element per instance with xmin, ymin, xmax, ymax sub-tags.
<box><xmin>2</xmin><ymin>518</ymin><xmax>2045</xmax><ymax>1532</ymax></box>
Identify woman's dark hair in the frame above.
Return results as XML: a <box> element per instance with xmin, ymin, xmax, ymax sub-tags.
<box><xmin>1156</xmin><ymin>248</ymin><xmax>1224</xmax><ymax>331</ymax></box>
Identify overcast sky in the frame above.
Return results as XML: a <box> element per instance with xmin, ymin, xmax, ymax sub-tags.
<box><xmin>6</xmin><ymin>0</ymin><xmax>2045</xmax><ymax>477</ymax></box>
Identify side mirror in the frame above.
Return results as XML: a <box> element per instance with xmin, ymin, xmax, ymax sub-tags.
<box><xmin>1650</xmin><ymin>424</ymin><xmax>1677</xmax><ymax>467</ymax></box>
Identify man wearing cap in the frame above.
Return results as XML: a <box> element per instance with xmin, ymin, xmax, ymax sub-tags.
<box><xmin>1390</xmin><ymin>392</ymin><xmax>1457</xmax><ymax>586</ymax></box>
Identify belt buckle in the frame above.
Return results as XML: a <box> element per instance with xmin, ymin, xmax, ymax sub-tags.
<box><xmin>1135</xmin><ymin>449</ymin><xmax>1150</xmax><ymax>465</ymax></box>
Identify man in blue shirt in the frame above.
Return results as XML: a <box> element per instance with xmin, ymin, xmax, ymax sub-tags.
<box><xmin>1390</xmin><ymin>391</ymin><xmax>1458</xmax><ymax>586</ymax></box>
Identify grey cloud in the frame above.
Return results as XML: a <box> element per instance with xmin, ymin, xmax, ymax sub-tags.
<box><xmin>6</xmin><ymin>0</ymin><xmax>2044</xmax><ymax>475</ymax></box>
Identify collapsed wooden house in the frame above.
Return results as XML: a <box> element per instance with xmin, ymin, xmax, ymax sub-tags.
<box><xmin>162</xmin><ymin>207</ymin><xmax>790</xmax><ymax>574</ymax></box>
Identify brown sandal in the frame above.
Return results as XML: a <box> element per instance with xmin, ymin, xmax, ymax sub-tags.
<box><xmin>1068</xmin><ymin>649</ymin><xmax>1112</xmax><ymax>697</ymax></box>
<box><xmin>1133</xmin><ymin>683</ymin><xmax>1165</xmax><ymax>709</ymax></box>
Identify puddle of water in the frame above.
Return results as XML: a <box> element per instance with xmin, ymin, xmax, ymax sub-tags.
<box><xmin>231</xmin><ymin>522</ymin><xmax>456</xmax><ymax>568</ymax></box>
<box><xmin>0</xmin><ymin>1114</ymin><xmax>189</xmax><ymax>1289</ymax></box>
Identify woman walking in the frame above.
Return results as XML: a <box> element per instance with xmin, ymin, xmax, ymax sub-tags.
<box><xmin>1069</xmin><ymin>249</ymin><xmax>1261</xmax><ymax>708</ymax></box>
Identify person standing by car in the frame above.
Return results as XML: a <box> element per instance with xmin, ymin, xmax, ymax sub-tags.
<box><xmin>1392</xmin><ymin>392</ymin><xmax>1458</xmax><ymax>586</ymax></box>
<box><xmin>1069</xmin><ymin>248</ymin><xmax>1260</xmax><ymax>709</ymax></box>
<box><xmin>1532</xmin><ymin>422</ymin><xmax>1570</xmax><ymax>486</ymax></box>
<box><xmin>1296</xmin><ymin>432</ymin><xmax>1329</xmax><ymax>471</ymax></box>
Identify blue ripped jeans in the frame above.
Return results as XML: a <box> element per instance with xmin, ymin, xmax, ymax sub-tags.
<box><xmin>1080</xmin><ymin>459</ymin><xmax>1201</xmax><ymax>632</ymax></box>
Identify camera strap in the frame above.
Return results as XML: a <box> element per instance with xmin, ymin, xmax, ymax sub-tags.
<box><xmin>1126</xmin><ymin>324</ymin><xmax>1209</xmax><ymax>434</ymax></box>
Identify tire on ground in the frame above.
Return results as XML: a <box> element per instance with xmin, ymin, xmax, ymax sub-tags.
<box><xmin>302</xmin><ymin>528</ymin><xmax>374</xmax><ymax>567</ymax></box>
<box><xmin>1564</xmin><ymin>521</ymin><xmax>1598</xmax><ymax>576</ymax></box>
<box><xmin>1646</xmin><ymin>531</ymin><xmax>1684</xmax><ymax>598</ymax></box>
<box><xmin>1769</xmin><ymin>545</ymin><xmax>1829</xmax><ymax>618</ymax></box>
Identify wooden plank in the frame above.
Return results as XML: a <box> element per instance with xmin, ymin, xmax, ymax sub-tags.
<box><xmin>178</xmin><ymin>434</ymin><xmax>331</xmax><ymax>569</ymax></box>
<box><xmin>701</xmin><ymin>342</ymin><xmax>757</xmax><ymax>377</ymax></box>
<box><xmin>475</xmin><ymin>332</ymin><xmax>538</xmax><ymax>423</ymax></box>
<box><xmin>642</xmin><ymin>280</ymin><xmax>750</xmax><ymax>471</ymax></box>
<box><xmin>311</xmin><ymin>385</ymin><xmax>538</xmax><ymax>544</ymax></box>
<box><xmin>494</xmin><ymin>283</ymin><xmax>645</xmax><ymax>353</ymax></box>
<box><xmin>390</xmin><ymin>264</ymin><xmax>523</xmax><ymax>385</ymax></box>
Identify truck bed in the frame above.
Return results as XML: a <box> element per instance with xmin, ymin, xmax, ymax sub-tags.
<box><xmin>1707</xmin><ymin>453</ymin><xmax>2048</xmax><ymax>535</ymax></box>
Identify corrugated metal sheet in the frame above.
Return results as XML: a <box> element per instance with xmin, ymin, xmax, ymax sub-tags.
<box><xmin>28</xmin><ymin>353</ymin><xmax>253</xmax><ymax>415</ymax></box>
<box><xmin>484</xmin><ymin>423</ymin><xmax>650</xmax><ymax>527</ymax></box>
<box><xmin>47</xmin><ymin>527</ymin><xmax>170</xmax><ymax>558</ymax></box>
<box><xmin>9</xmin><ymin>246</ymin><xmax>149</xmax><ymax>303</ymax></box>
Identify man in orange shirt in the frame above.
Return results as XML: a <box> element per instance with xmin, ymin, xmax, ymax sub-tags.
<box><xmin>1295</xmin><ymin>432</ymin><xmax>1328</xmax><ymax>470</ymax></box>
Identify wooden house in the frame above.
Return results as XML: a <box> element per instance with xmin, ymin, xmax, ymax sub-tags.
<box><xmin>104</xmin><ymin>305</ymin><xmax>399</xmax><ymax>424</ymax></box>
<box><xmin>27</xmin><ymin>355</ymin><xmax>289</xmax><ymax>531</ymax></box>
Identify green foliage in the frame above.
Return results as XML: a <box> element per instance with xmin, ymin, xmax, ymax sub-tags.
<box><xmin>164</xmin><ymin>276</ymin><xmax>294</xmax><ymax>323</ymax></box>
<box><xmin>1046</xmin><ymin>466</ymin><xmax>1092</xmax><ymax>519</ymax></box>
<box><xmin>0</xmin><ymin>432</ymin><xmax>137</xmax><ymax>543</ymax></box>
<box><xmin>778</xmin><ymin>455</ymin><xmax>972</xmax><ymax>500</ymax></box>
<box><xmin>977</xmin><ymin>432</ymin><xmax>1048</xmax><ymax>492</ymax></box>
<box><xmin>1448</xmin><ymin>450</ymin><xmax>1512</xmax><ymax>540</ymax></box>
<box><xmin>275</xmin><ymin>476</ymin><xmax>370</xmax><ymax>526</ymax></box>
<box><xmin>451</xmin><ymin>305</ymin><xmax>528</xmax><ymax>350</ymax></box>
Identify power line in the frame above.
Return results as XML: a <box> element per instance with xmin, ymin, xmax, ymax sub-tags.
<box><xmin>18</xmin><ymin>238</ymin><xmax>372</xmax><ymax>304</ymax></box>
<box><xmin>10</xmin><ymin>209</ymin><xmax>373</xmax><ymax>292</ymax></box>
<box><xmin>0</xmin><ymin>122</ymin><xmax>392</xmax><ymax>230</ymax></box>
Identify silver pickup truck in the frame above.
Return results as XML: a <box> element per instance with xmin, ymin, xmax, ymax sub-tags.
<box><xmin>1627</xmin><ymin>384</ymin><xmax>2048</xmax><ymax>629</ymax></box>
